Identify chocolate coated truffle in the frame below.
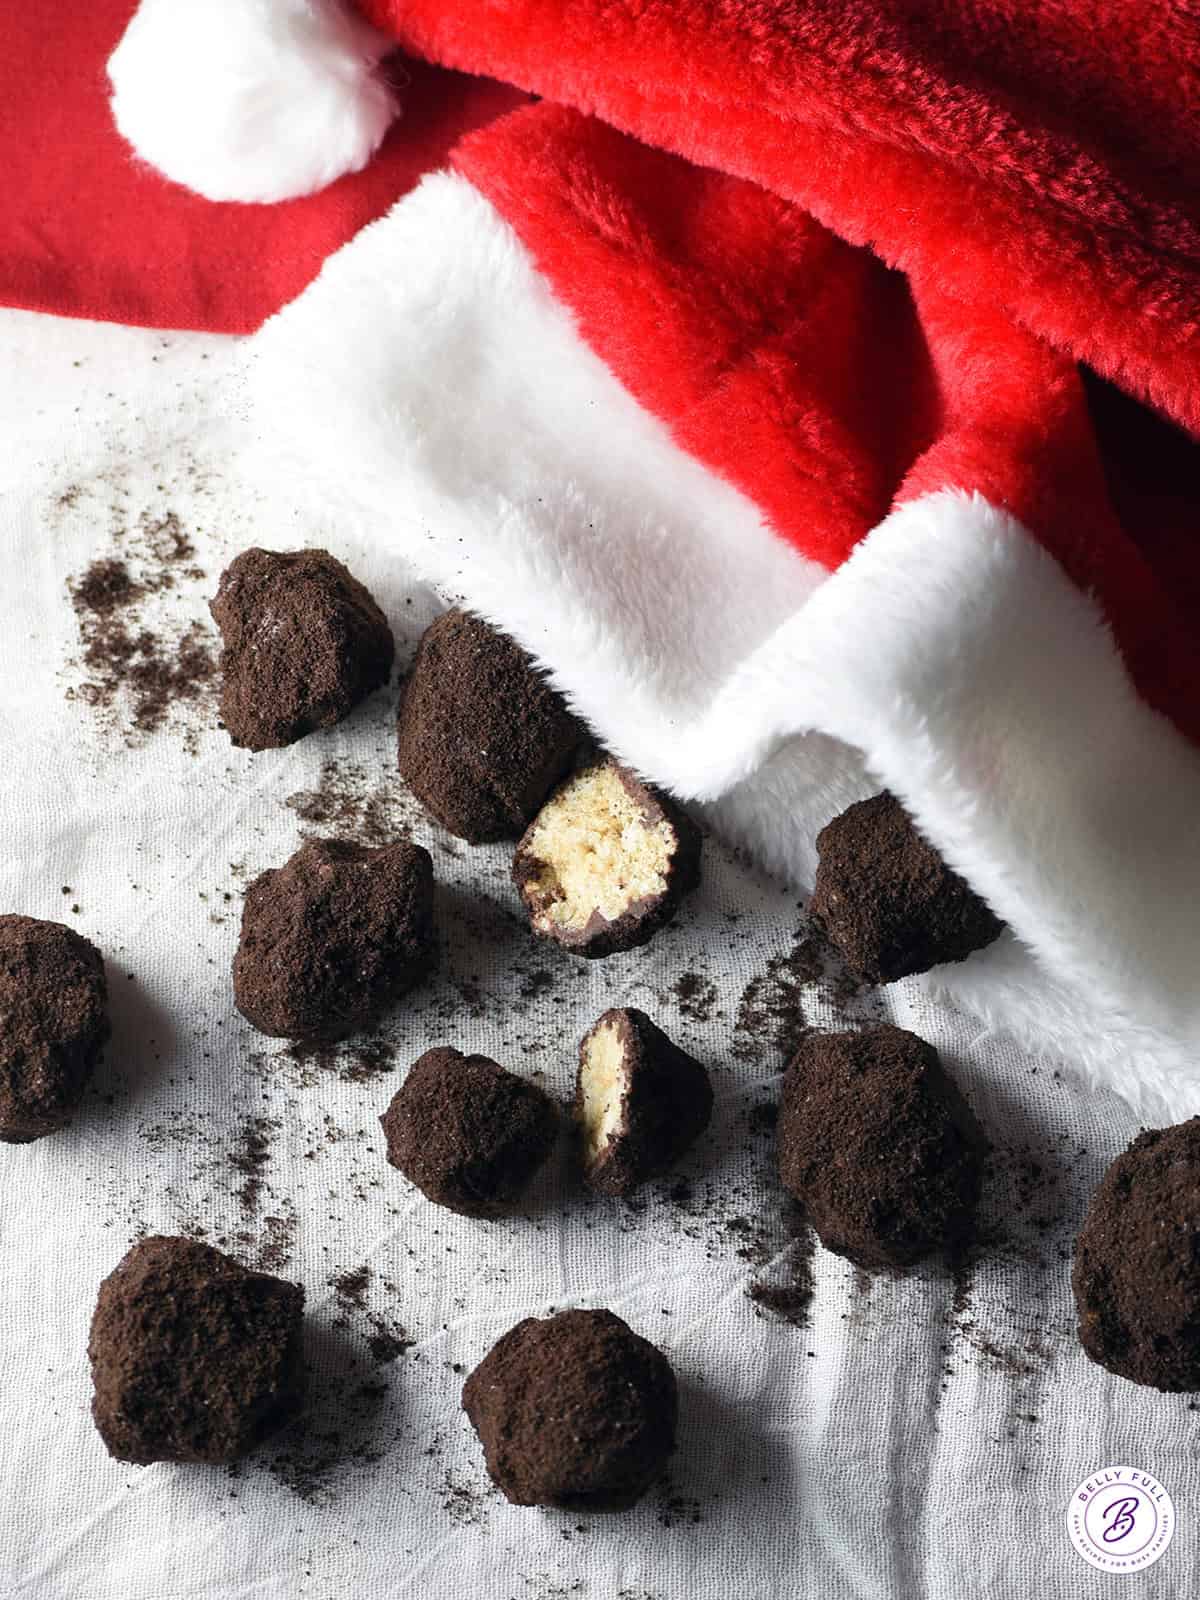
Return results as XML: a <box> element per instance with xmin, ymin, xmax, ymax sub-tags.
<box><xmin>233</xmin><ymin>836</ymin><xmax>434</xmax><ymax>1042</ymax></box>
<box><xmin>577</xmin><ymin>1008</ymin><xmax>712</xmax><ymax>1196</ymax></box>
<box><xmin>513</xmin><ymin>760</ymin><xmax>701</xmax><ymax>958</ymax></box>
<box><xmin>810</xmin><ymin>791</ymin><xmax>1003</xmax><ymax>983</ymax></box>
<box><xmin>0</xmin><ymin>914</ymin><xmax>109</xmax><ymax>1143</ymax></box>
<box><xmin>89</xmin><ymin>1236</ymin><xmax>305</xmax><ymax>1465</ymax></box>
<box><xmin>211</xmin><ymin>547</ymin><xmax>394</xmax><ymax>750</ymax></box>
<box><xmin>381</xmin><ymin>1046</ymin><xmax>558</xmax><ymax>1217</ymax></box>
<box><xmin>777</xmin><ymin>1026</ymin><xmax>987</xmax><ymax>1270</ymax></box>
<box><xmin>1073</xmin><ymin>1119</ymin><xmax>1200</xmax><ymax>1390</ymax></box>
<box><xmin>397</xmin><ymin>609</ymin><xmax>581</xmax><ymax>842</ymax></box>
<box><xmin>463</xmin><ymin>1308</ymin><xmax>677</xmax><ymax>1508</ymax></box>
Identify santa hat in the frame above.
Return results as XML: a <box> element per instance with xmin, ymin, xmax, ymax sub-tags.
<box><xmin>6</xmin><ymin>1</ymin><xmax>1200</xmax><ymax>1110</ymax></box>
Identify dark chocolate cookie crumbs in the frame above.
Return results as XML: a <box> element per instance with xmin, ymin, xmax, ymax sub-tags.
<box><xmin>233</xmin><ymin>837</ymin><xmax>435</xmax><ymax>1043</ymax></box>
<box><xmin>89</xmin><ymin>1236</ymin><xmax>305</xmax><ymax>1465</ymax></box>
<box><xmin>463</xmin><ymin>1309</ymin><xmax>677</xmax><ymax>1509</ymax></box>
<box><xmin>0</xmin><ymin>914</ymin><xmax>109</xmax><ymax>1142</ymax></box>
<box><xmin>66</xmin><ymin>511</ymin><xmax>216</xmax><ymax>742</ymax></box>
<box><xmin>810</xmin><ymin>792</ymin><xmax>1003</xmax><ymax>983</ymax></box>
<box><xmin>381</xmin><ymin>1046</ymin><xmax>559</xmax><ymax>1218</ymax></box>
<box><xmin>397</xmin><ymin>609</ymin><xmax>582</xmax><ymax>842</ymax></box>
<box><xmin>1073</xmin><ymin>1118</ymin><xmax>1200</xmax><ymax>1390</ymax></box>
<box><xmin>778</xmin><ymin>1026</ymin><xmax>988</xmax><ymax>1271</ymax></box>
<box><xmin>211</xmin><ymin>548</ymin><xmax>394</xmax><ymax>751</ymax></box>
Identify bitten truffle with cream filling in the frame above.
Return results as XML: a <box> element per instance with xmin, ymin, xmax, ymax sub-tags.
<box><xmin>810</xmin><ymin>791</ymin><xmax>1003</xmax><ymax>983</ymax></box>
<box><xmin>576</xmin><ymin>1008</ymin><xmax>711</xmax><ymax>1196</ymax></box>
<box><xmin>462</xmin><ymin>1308</ymin><xmax>677</xmax><ymax>1508</ymax></box>
<box><xmin>397</xmin><ymin>609</ymin><xmax>582</xmax><ymax>842</ymax></box>
<box><xmin>380</xmin><ymin>1046</ymin><xmax>558</xmax><ymax>1217</ymax></box>
<box><xmin>233</xmin><ymin>836</ymin><xmax>434</xmax><ymax>1042</ymax></box>
<box><xmin>210</xmin><ymin>547</ymin><xmax>394</xmax><ymax>750</ymax></box>
<box><xmin>777</xmin><ymin>1025</ymin><xmax>987</xmax><ymax>1271</ymax></box>
<box><xmin>89</xmin><ymin>1236</ymin><xmax>305</xmax><ymax>1465</ymax></box>
<box><xmin>512</xmin><ymin>760</ymin><xmax>701</xmax><ymax>958</ymax></box>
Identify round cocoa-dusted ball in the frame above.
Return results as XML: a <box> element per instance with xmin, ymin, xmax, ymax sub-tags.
<box><xmin>89</xmin><ymin>1236</ymin><xmax>305</xmax><ymax>1465</ymax></box>
<box><xmin>211</xmin><ymin>547</ymin><xmax>394</xmax><ymax>750</ymax></box>
<box><xmin>810</xmin><ymin>791</ymin><xmax>1003</xmax><ymax>984</ymax></box>
<box><xmin>0</xmin><ymin>914</ymin><xmax>109</xmax><ymax>1143</ymax></box>
<box><xmin>1073</xmin><ymin>1119</ymin><xmax>1200</xmax><ymax>1391</ymax></box>
<box><xmin>577</xmin><ymin>1008</ymin><xmax>712</xmax><ymax>1196</ymax></box>
<box><xmin>777</xmin><ymin>1026</ymin><xmax>987</xmax><ymax>1271</ymax></box>
<box><xmin>513</xmin><ymin>759</ymin><xmax>701</xmax><ymax>959</ymax></box>
<box><xmin>397</xmin><ymin>609</ymin><xmax>581</xmax><ymax>843</ymax></box>
<box><xmin>380</xmin><ymin>1046</ymin><xmax>558</xmax><ymax>1218</ymax></box>
<box><xmin>233</xmin><ymin>836</ymin><xmax>434</xmax><ymax>1042</ymax></box>
<box><xmin>462</xmin><ymin>1308</ymin><xmax>677</xmax><ymax>1508</ymax></box>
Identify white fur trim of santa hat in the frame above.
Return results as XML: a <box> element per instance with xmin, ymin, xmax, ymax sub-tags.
<box><xmin>108</xmin><ymin>0</ymin><xmax>399</xmax><ymax>204</ymax></box>
<box><xmin>243</xmin><ymin>171</ymin><xmax>1200</xmax><ymax>1118</ymax></box>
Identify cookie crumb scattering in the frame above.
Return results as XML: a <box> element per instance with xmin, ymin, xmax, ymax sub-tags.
<box><xmin>233</xmin><ymin>836</ymin><xmax>435</xmax><ymax>1043</ymax></box>
<box><xmin>397</xmin><ymin>609</ymin><xmax>581</xmax><ymax>843</ymax></box>
<box><xmin>777</xmin><ymin>1025</ymin><xmax>988</xmax><ymax>1271</ymax></box>
<box><xmin>1073</xmin><ymin>1118</ymin><xmax>1200</xmax><ymax>1390</ymax></box>
<box><xmin>513</xmin><ymin>760</ymin><xmax>701</xmax><ymax>958</ymax></box>
<box><xmin>381</xmin><ymin>1046</ymin><xmax>559</xmax><ymax>1217</ymax></box>
<box><xmin>329</xmin><ymin>1263</ymin><xmax>415</xmax><ymax>1366</ymax></box>
<box><xmin>463</xmin><ymin>1309</ymin><xmax>677</xmax><ymax>1509</ymax></box>
<box><xmin>89</xmin><ymin>1236</ymin><xmax>305</xmax><ymax>1465</ymax></box>
<box><xmin>810</xmin><ymin>792</ymin><xmax>1003</xmax><ymax>983</ymax></box>
<box><xmin>577</xmin><ymin>1008</ymin><xmax>712</xmax><ymax>1197</ymax></box>
<box><xmin>285</xmin><ymin>756</ymin><xmax>414</xmax><ymax>847</ymax></box>
<box><xmin>0</xmin><ymin>914</ymin><xmax>109</xmax><ymax>1143</ymax></box>
<box><xmin>747</xmin><ymin>1228</ymin><xmax>817</xmax><ymax>1328</ymax></box>
<box><xmin>67</xmin><ymin>510</ymin><xmax>217</xmax><ymax>742</ymax></box>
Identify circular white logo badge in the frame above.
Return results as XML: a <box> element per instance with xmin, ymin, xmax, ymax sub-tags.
<box><xmin>1067</xmin><ymin>1466</ymin><xmax>1174</xmax><ymax>1574</ymax></box>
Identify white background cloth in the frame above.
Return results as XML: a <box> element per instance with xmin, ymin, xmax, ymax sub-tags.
<box><xmin>0</xmin><ymin>307</ymin><xmax>1196</xmax><ymax>1600</ymax></box>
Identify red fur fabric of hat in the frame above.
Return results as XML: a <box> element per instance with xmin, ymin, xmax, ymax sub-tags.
<box><xmin>7</xmin><ymin>0</ymin><xmax>1200</xmax><ymax>1108</ymax></box>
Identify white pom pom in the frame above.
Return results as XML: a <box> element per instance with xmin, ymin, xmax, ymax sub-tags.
<box><xmin>108</xmin><ymin>0</ymin><xmax>400</xmax><ymax>204</ymax></box>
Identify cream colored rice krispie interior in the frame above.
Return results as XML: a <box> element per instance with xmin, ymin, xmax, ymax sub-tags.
<box><xmin>579</xmin><ymin>1017</ymin><xmax>629</xmax><ymax>1165</ymax></box>
<box><xmin>522</xmin><ymin>764</ymin><xmax>675</xmax><ymax>932</ymax></box>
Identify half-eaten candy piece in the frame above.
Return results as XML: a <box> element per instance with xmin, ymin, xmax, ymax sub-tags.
<box><xmin>577</xmin><ymin>1008</ymin><xmax>712</xmax><ymax>1197</ymax></box>
<box><xmin>512</xmin><ymin>760</ymin><xmax>701</xmax><ymax>958</ymax></box>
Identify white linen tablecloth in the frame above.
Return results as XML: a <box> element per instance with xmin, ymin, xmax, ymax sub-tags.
<box><xmin>0</xmin><ymin>308</ymin><xmax>1194</xmax><ymax>1600</ymax></box>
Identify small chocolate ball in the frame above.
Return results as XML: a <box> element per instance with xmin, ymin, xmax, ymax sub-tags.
<box><xmin>513</xmin><ymin>759</ymin><xmax>701</xmax><ymax>958</ymax></box>
<box><xmin>211</xmin><ymin>547</ymin><xmax>394</xmax><ymax>750</ymax></box>
<box><xmin>577</xmin><ymin>1008</ymin><xmax>712</xmax><ymax>1196</ymax></box>
<box><xmin>463</xmin><ymin>1308</ymin><xmax>677</xmax><ymax>1508</ymax></box>
<box><xmin>810</xmin><ymin>792</ymin><xmax>1003</xmax><ymax>983</ymax></box>
<box><xmin>397</xmin><ymin>609</ymin><xmax>581</xmax><ymax>842</ymax></box>
<box><xmin>233</xmin><ymin>836</ymin><xmax>434</xmax><ymax>1042</ymax></box>
<box><xmin>380</xmin><ymin>1046</ymin><xmax>559</xmax><ymax>1217</ymax></box>
<box><xmin>0</xmin><ymin>914</ymin><xmax>109</xmax><ymax>1143</ymax></box>
<box><xmin>89</xmin><ymin>1236</ymin><xmax>305</xmax><ymax>1465</ymax></box>
<box><xmin>777</xmin><ymin>1025</ymin><xmax>987</xmax><ymax>1271</ymax></box>
<box><xmin>1073</xmin><ymin>1119</ymin><xmax>1200</xmax><ymax>1390</ymax></box>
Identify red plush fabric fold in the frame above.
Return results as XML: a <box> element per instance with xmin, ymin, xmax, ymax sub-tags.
<box><xmin>453</xmin><ymin>104</ymin><xmax>1200</xmax><ymax>742</ymax></box>
<box><xmin>362</xmin><ymin>0</ymin><xmax>1200</xmax><ymax>438</ymax></box>
<box><xmin>0</xmin><ymin>1</ymin><xmax>523</xmax><ymax>334</ymax></box>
